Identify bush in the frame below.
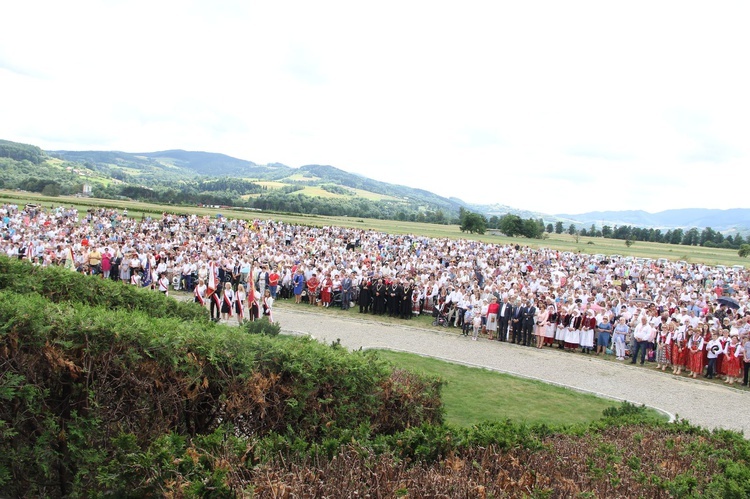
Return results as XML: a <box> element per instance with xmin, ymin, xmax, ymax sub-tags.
<box><xmin>0</xmin><ymin>256</ymin><xmax>207</xmax><ymax>322</ymax></box>
<box><xmin>0</xmin><ymin>285</ymin><xmax>443</xmax><ymax>497</ymax></box>
<box><xmin>243</xmin><ymin>318</ymin><xmax>280</xmax><ymax>336</ymax></box>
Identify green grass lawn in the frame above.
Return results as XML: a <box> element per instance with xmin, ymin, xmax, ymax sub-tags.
<box><xmin>374</xmin><ymin>349</ymin><xmax>668</xmax><ymax>427</ymax></box>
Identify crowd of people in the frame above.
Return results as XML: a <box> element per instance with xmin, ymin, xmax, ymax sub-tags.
<box><xmin>3</xmin><ymin>202</ymin><xmax>750</xmax><ymax>385</ymax></box>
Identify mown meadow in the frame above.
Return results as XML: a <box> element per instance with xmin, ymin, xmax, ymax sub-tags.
<box><xmin>2</xmin><ymin>258</ymin><xmax>750</xmax><ymax>497</ymax></box>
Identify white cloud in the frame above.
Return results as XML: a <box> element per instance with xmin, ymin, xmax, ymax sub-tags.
<box><xmin>2</xmin><ymin>0</ymin><xmax>749</xmax><ymax>215</ymax></box>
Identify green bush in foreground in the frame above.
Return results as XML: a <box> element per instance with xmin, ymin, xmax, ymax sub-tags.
<box><xmin>0</xmin><ymin>287</ymin><xmax>443</xmax><ymax>497</ymax></box>
<box><xmin>89</xmin><ymin>407</ymin><xmax>750</xmax><ymax>497</ymax></box>
<box><xmin>243</xmin><ymin>317</ymin><xmax>280</xmax><ymax>336</ymax></box>
<box><xmin>0</xmin><ymin>256</ymin><xmax>208</xmax><ymax>322</ymax></box>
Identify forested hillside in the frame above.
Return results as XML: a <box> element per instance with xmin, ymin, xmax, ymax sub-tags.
<box><xmin>48</xmin><ymin>145</ymin><xmax>465</xmax><ymax>221</ymax></box>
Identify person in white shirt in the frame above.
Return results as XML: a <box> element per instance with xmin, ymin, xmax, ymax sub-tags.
<box><xmin>630</xmin><ymin>315</ymin><xmax>654</xmax><ymax>365</ymax></box>
<box><xmin>157</xmin><ymin>272</ymin><xmax>170</xmax><ymax>296</ymax></box>
<box><xmin>705</xmin><ymin>331</ymin><xmax>722</xmax><ymax>379</ymax></box>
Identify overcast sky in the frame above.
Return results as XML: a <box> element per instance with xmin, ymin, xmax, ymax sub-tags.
<box><xmin>2</xmin><ymin>1</ymin><xmax>749</xmax><ymax>215</ymax></box>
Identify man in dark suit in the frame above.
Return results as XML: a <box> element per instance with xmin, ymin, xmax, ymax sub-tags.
<box><xmin>521</xmin><ymin>299</ymin><xmax>537</xmax><ymax>346</ymax></box>
<box><xmin>510</xmin><ymin>300</ymin><xmax>523</xmax><ymax>344</ymax></box>
<box><xmin>387</xmin><ymin>280</ymin><xmax>400</xmax><ymax>317</ymax></box>
<box><xmin>400</xmin><ymin>279</ymin><xmax>412</xmax><ymax>319</ymax></box>
<box><xmin>341</xmin><ymin>273</ymin><xmax>353</xmax><ymax>310</ymax></box>
<box><xmin>498</xmin><ymin>296</ymin><xmax>512</xmax><ymax>342</ymax></box>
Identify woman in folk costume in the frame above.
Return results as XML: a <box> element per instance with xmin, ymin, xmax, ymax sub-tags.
<box><xmin>544</xmin><ymin>304</ymin><xmax>557</xmax><ymax>347</ymax></box>
<box><xmin>671</xmin><ymin>326</ymin><xmax>688</xmax><ymax>375</ymax></box>
<box><xmin>534</xmin><ymin>301</ymin><xmax>550</xmax><ymax>349</ymax></box>
<box><xmin>262</xmin><ymin>288</ymin><xmax>274</xmax><ymax>323</ymax></box>
<box><xmin>220</xmin><ymin>282</ymin><xmax>234</xmax><ymax>322</ymax></box>
<box><xmin>235</xmin><ymin>284</ymin><xmax>247</xmax><ymax>324</ymax></box>
<box><xmin>411</xmin><ymin>285</ymin><xmax>421</xmax><ymax>316</ymax></box>
<box><xmin>723</xmin><ymin>335</ymin><xmax>743</xmax><ymax>385</ymax></box>
<box><xmin>716</xmin><ymin>329</ymin><xmax>730</xmax><ymax>379</ymax></box>
<box><xmin>654</xmin><ymin>320</ymin><xmax>671</xmax><ymax>371</ymax></box>
<box><xmin>555</xmin><ymin>306</ymin><xmax>569</xmax><ymax>349</ymax></box>
<box><xmin>701</xmin><ymin>323</ymin><xmax>713</xmax><ymax>372</ymax></box>
<box><xmin>320</xmin><ymin>273</ymin><xmax>333</xmax><ymax>307</ymax></box>
<box><xmin>564</xmin><ymin>308</ymin><xmax>582</xmax><ymax>351</ymax></box>
<box><xmin>580</xmin><ymin>309</ymin><xmax>597</xmax><ymax>354</ymax></box>
<box><xmin>687</xmin><ymin>327</ymin><xmax>705</xmax><ymax>379</ymax></box>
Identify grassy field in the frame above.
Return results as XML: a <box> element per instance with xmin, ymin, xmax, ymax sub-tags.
<box><xmin>374</xmin><ymin>349</ymin><xmax>668</xmax><ymax>427</ymax></box>
<box><xmin>0</xmin><ymin>189</ymin><xmax>745</xmax><ymax>266</ymax></box>
<box><xmin>246</xmin><ymin>182</ymin><xmax>402</xmax><ymax>202</ymax></box>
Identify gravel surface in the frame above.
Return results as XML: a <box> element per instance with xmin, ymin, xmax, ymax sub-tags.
<box><xmin>271</xmin><ymin>305</ymin><xmax>750</xmax><ymax>436</ymax></box>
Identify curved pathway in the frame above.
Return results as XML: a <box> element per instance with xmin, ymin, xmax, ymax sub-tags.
<box><xmin>273</xmin><ymin>305</ymin><xmax>750</xmax><ymax>436</ymax></box>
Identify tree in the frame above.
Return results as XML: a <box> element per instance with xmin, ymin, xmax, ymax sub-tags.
<box><xmin>555</xmin><ymin>221</ymin><xmax>564</xmax><ymax>234</ymax></box>
<box><xmin>669</xmin><ymin>228</ymin><xmax>684</xmax><ymax>245</ymax></box>
<box><xmin>522</xmin><ymin>218</ymin><xmax>543</xmax><ymax>239</ymax></box>
<box><xmin>601</xmin><ymin>225</ymin><xmax>613</xmax><ymax>238</ymax></box>
<box><xmin>700</xmin><ymin>227</ymin><xmax>716</xmax><ymax>246</ymax></box>
<box><xmin>681</xmin><ymin>228</ymin><xmax>699</xmax><ymax>246</ymax></box>
<box><xmin>739</xmin><ymin>244</ymin><xmax>750</xmax><ymax>258</ymax></box>
<box><xmin>625</xmin><ymin>238</ymin><xmax>635</xmax><ymax>248</ymax></box>
<box><xmin>567</xmin><ymin>224</ymin><xmax>577</xmax><ymax>235</ymax></box>
<box><xmin>41</xmin><ymin>183</ymin><xmax>61</xmax><ymax>196</ymax></box>
<box><xmin>460</xmin><ymin>212</ymin><xmax>487</xmax><ymax>234</ymax></box>
<box><xmin>488</xmin><ymin>215</ymin><xmax>500</xmax><ymax>229</ymax></box>
<box><xmin>546</xmin><ymin>223</ymin><xmax>554</xmax><ymax>233</ymax></box>
<box><xmin>499</xmin><ymin>214</ymin><xmax>524</xmax><ymax>237</ymax></box>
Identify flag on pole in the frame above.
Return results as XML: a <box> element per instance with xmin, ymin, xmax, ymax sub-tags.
<box><xmin>206</xmin><ymin>261</ymin><xmax>217</xmax><ymax>298</ymax></box>
<box><xmin>142</xmin><ymin>259</ymin><xmax>152</xmax><ymax>288</ymax></box>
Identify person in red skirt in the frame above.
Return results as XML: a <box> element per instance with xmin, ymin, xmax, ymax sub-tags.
<box><xmin>319</xmin><ymin>273</ymin><xmax>333</xmax><ymax>308</ymax></box>
<box><xmin>716</xmin><ymin>329</ymin><xmax>731</xmax><ymax>380</ymax></box>
<box><xmin>655</xmin><ymin>321</ymin><xmax>671</xmax><ymax>372</ymax></box>
<box><xmin>723</xmin><ymin>335</ymin><xmax>744</xmax><ymax>385</ymax></box>
<box><xmin>687</xmin><ymin>327</ymin><xmax>706</xmax><ymax>379</ymax></box>
<box><xmin>672</xmin><ymin>327</ymin><xmax>688</xmax><ymax>375</ymax></box>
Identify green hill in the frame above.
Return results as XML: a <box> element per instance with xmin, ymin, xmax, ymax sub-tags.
<box><xmin>48</xmin><ymin>146</ymin><xmax>467</xmax><ymax>220</ymax></box>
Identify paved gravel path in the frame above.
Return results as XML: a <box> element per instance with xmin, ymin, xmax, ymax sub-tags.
<box><xmin>272</xmin><ymin>305</ymin><xmax>750</xmax><ymax>436</ymax></box>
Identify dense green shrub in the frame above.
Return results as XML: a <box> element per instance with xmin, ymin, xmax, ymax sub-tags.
<box><xmin>0</xmin><ymin>256</ymin><xmax>208</xmax><ymax>322</ymax></box>
<box><xmin>0</xmin><ymin>287</ymin><xmax>443</xmax><ymax>497</ymax></box>
<box><xmin>243</xmin><ymin>317</ymin><xmax>280</xmax><ymax>336</ymax></box>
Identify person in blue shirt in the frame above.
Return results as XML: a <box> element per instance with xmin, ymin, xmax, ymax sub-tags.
<box><xmin>596</xmin><ymin>315</ymin><xmax>614</xmax><ymax>356</ymax></box>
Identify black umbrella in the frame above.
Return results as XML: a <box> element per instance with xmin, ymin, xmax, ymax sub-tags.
<box><xmin>717</xmin><ymin>296</ymin><xmax>741</xmax><ymax>310</ymax></box>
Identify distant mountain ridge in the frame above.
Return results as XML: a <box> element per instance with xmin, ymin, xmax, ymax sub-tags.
<box><xmin>555</xmin><ymin>208</ymin><xmax>750</xmax><ymax>233</ymax></box>
<box><xmin>5</xmin><ymin>141</ymin><xmax>747</xmax><ymax>232</ymax></box>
